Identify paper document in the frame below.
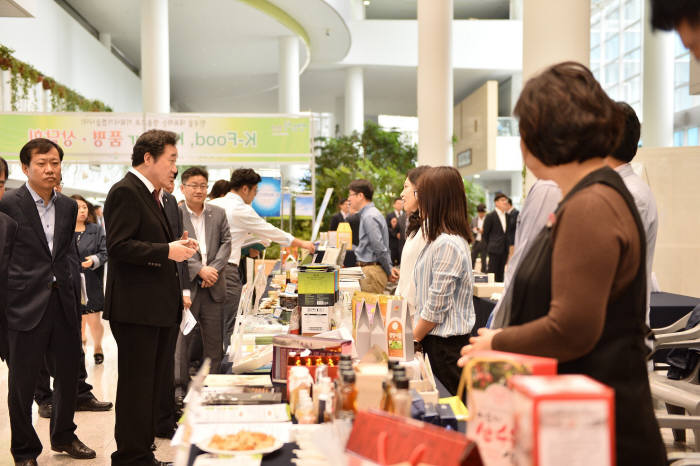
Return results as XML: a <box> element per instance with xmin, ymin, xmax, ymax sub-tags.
<box><xmin>180</xmin><ymin>308</ymin><xmax>197</xmax><ymax>335</ymax></box>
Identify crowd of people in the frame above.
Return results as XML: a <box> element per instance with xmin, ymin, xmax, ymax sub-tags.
<box><xmin>0</xmin><ymin>3</ymin><xmax>697</xmax><ymax>465</ymax></box>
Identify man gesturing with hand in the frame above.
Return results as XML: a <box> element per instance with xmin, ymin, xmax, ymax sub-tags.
<box><xmin>104</xmin><ymin>130</ymin><xmax>196</xmax><ymax>465</ymax></box>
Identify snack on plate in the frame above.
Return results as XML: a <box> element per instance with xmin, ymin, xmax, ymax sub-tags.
<box><xmin>208</xmin><ymin>431</ymin><xmax>276</xmax><ymax>451</ymax></box>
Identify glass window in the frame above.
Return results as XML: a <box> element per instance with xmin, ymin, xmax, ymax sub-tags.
<box><xmin>623</xmin><ymin>28</ymin><xmax>640</xmax><ymax>53</ymax></box>
<box><xmin>688</xmin><ymin>127</ymin><xmax>699</xmax><ymax>146</ymax></box>
<box><xmin>605</xmin><ymin>34</ymin><xmax>620</xmax><ymax>61</ymax></box>
<box><xmin>605</xmin><ymin>61</ymin><xmax>619</xmax><ymax>84</ymax></box>
<box><xmin>675</xmin><ymin>34</ymin><xmax>688</xmax><ymax>57</ymax></box>
<box><xmin>623</xmin><ymin>49</ymin><xmax>641</xmax><ymax>79</ymax></box>
<box><xmin>624</xmin><ymin>0</ymin><xmax>640</xmax><ymax>23</ymax></box>
<box><xmin>623</xmin><ymin>76</ymin><xmax>641</xmax><ymax>102</ymax></box>
<box><xmin>591</xmin><ymin>21</ymin><xmax>601</xmax><ymax>48</ymax></box>
<box><xmin>675</xmin><ymin>59</ymin><xmax>690</xmax><ymax>87</ymax></box>
<box><xmin>591</xmin><ymin>45</ymin><xmax>601</xmax><ymax>63</ymax></box>
<box><xmin>607</xmin><ymin>84</ymin><xmax>619</xmax><ymax>100</ymax></box>
<box><xmin>675</xmin><ymin>85</ymin><xmax>692</xmax><ymax>111</ymax></box>
<box><xmin>605</xmin><ymin>7</ymin><xmax>620</xmax><ymax>30</ymax></box>
<box><xmin>674</xmin><ymin>130</ymin><xmax>685</xmax><ymax>147</ymax></box>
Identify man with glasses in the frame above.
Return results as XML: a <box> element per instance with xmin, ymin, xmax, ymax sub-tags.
<box><xmin>176</xmin><ymin>166</ymin><xmax>231</xmax><ymax>387</ymax></box>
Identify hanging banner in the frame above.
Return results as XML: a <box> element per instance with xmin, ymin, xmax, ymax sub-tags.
<box><xmin>295</xmin><ymin>194</ymin><xmax>314</xmax><ymax>218</ymax></box>
<box><xmin>0</xmin><ymin>112</ymin><xmax>311</xmax><ymax>165</ymax></box>
<box><xmin>251</xmin><ymin>177</ymin><xmax>282</xmax><ymax>217</ymax></box>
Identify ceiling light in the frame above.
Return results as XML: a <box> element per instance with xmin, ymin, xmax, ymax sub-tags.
<box><xmin>363</xmin><ymin>0</ymin><xmax>370</xmax><ymax>5</ymax></box>
<box><xmin>474</xmin><ymin>174</ymin><xmax>481</xmax><ymax>179</ymax></box>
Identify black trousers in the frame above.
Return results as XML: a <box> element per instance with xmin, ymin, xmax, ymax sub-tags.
<box><xmin>421</xmin><ymin>333</ymin><xmax>470</xmax><ymax>396</ymax></box>
<box><xmin>8</xmin><ymin>289</ymin><xmax>80</xmax><ymax>461</ymax></box>
<box><xmin>487</xmin><ymin>252</ymin><xmax>507</xmax><ymax>283</ymax></box>
<box><xmin>111</xmin><ymin>321</ymin><xmax>177</xmax><ymax>465</ymax></box>
<box><xmin>223</xmin><ymin>264</ymin><xmax>242</xmax><ymax>351</ymax></box>
<box><xmin>156</xmin><ymin>322</ymin><xmax>179</xmax><ymax>435</ymax></box>
<box><xmin>34</xmin><ymin>344</ymin><xmax>95</xmax><ymax>405</ymax></box>
<box><xmin>471</xmin><ymin>240</ymin><xmax>488</xmax><ymax>269</ymax></box>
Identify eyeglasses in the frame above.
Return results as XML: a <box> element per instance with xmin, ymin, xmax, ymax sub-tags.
<box><xmin>183</xmin><ymin>183</ymin><xmax>208</xmax><ymax>191</ymax></box>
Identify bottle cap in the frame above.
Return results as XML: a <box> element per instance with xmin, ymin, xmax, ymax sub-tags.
<box><xmin>395</xmin><ymin>376</ymin><xmax>409</xmax><ymax>389</ymax></box>
<box><xmin>343</xmin><ymin>372</ymin><xmax>356</xmax><ymax>383</ymax></box>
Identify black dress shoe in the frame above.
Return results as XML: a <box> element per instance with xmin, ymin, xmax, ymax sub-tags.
<box><xmin>76</xmin><ymin>397</ymin><xmax>113</xmax><ymax>411</ymax></box>
<box><xmin>152</xmin><ymin>461</ymin><xmax>173</xmax><ymax>466</ymax></box>
<box><xmin>14</xmin><ymin>459</ymin><xmax>38</xmax><ymax>466</ymax></box>
<box><xmin>51</xmin><ymin>438</ymin><xmax>96</xmax><ymax>459</ymax></box>
<box><xmin>37</xmin><ymin>402</ymin><xmax>52</xmax><ymax>419</ymax></box>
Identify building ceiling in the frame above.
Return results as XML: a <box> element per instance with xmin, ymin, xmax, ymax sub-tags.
<box><xmin>365</xmin><ymin>0</ymin><xmax>510</xmax><ymax>20</ymax></box>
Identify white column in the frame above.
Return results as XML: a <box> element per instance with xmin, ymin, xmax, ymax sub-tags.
<box><xmin>642</xmin><ymin>1</ymin><xmax>674</xmax><ymax>147</ymax></box>
<box><xmin>0</xmin><ymin>70</ymin><xmax>10</xmax><ymax>112</ymax></box>
<box><xmin>344</xmin><ymin>67</ymin><xmax>364</xmax><ymax>135</ymax></box>
<box><xmin>417</xmin><ymin>0</ymin><xmax>453</xmax><ymax>166</ymax></box>
<box><xmin>99</xmin><ymin>32</ymin><xmax>112</xmax><ymax>50</ymax></box>
<box><xmin>522</xmin><ymin>0</ymin><xmax>589</xmax><ymax>192</ymax></box>
<box><xmin>141</xmin><ymin>0</ymin><xmax>170</xmax><ymax>113</ymax></box>
<box><xmin>510</xmin><ymin>172</ymin><xmax>523</xmax><ymax>206</ymax></box>
<box><xmin>522</xmin><ymin>0</ymin><xmax>589</xmax><ymax>81</ymax></box>
<box><xmin>278</xmin><ymin>36</ymin><xmax>300</xmax><ymax>114</ymax></box>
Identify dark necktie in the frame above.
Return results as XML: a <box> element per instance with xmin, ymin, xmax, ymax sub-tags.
<box><xmin>152</xmin><ymin>189</ymin><xmax>162</xmax><ymax>209</ymax></box>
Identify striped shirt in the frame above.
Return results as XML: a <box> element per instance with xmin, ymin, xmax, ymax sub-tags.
<box><xmin>414</xmin><ymin>233</ymin><xmax>475</xmax><ymax>337</ymax></box>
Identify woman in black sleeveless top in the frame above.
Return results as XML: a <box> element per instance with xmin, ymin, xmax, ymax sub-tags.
<box><xmin>460</xmin><ymin>62</ymin><xmax>666</xmax><ymax>465</ymax></box>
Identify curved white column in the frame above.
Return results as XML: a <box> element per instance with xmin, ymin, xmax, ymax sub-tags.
<box><xmin>141</xmin><ymin>0</ymin><xmax>170</xmax><ymax>113</ymax></box>
<box><xmin>278</xmin><ymin>36</ymin><xmax>300</xmax><ymax>114</ymax></box>
<box><xmin>344</xmin><ymin>66</ymin><xmax>364</xmax><ymax>135</ymax></box>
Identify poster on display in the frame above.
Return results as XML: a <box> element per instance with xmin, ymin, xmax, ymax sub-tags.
<box><xmin>252</xmin><ymin>177</ymin><xmax>282</xmax><ymax>217</ymax></box>
<box><xmin>0</xmin><ymin>112</ymin><xmax>312</xmax><ymax>165</ymax></box>
<box><xmin>295</xmin><ymin>194</ymin><xmax>314</xmax><ymax>218</ymax></box>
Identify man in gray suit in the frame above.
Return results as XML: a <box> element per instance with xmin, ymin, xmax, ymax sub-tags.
<box><xmin>176</xmin><ymin>166</ymin><xmax>231</xmax><ymax>387</ymax></box>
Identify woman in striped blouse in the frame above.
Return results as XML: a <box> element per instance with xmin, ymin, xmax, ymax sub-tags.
<box><xmin>412</xmin><ymin>166</ymin><xmax>475</xmax><ymax>395</ymax></box>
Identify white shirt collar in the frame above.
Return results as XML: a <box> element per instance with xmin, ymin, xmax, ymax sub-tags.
<box><xmin>129</xmin><ymin>167</ymin><xmax>158</xmax><ymax>195</ymax></box>
<box><xmin>615</xmin><ymin>163</ymin><xmax>633</xmax><ymax>177</ymax></box>
<box><xmin>25</xmin><ymin>182</ymin><xmax>57</xmax><ymax>205</ymax></box>
<box><xmin>225</xmin><ymin>191</ymin><xmax>245</xmax><ymax>203</ymax></box>
<box><xmin>185</xmin><ymin>202</ymin><xmax>206</xmax><ymax>217</ymax></box>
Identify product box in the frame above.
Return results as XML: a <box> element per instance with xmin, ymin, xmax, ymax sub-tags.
<box><xmin>346</xmin><ymin>410</ymin><xmax>483</xmax><ymax>466</ymax></box>
<box><xmin>386</xmin><ymin>298</ymin><xmax>414</xmax><ymax>362</ymax></box>
<box><xmin>300</xmin><ymin>305</ymin><xmax>332</xmax><ymax>335</ymax></box>
<box><xmin>355</xmin><ymin>363</ymin><xmax>388</xmax><ymax>411</ymax></box>
<box><xmin>271</xmin><ymin>334</ymin><xmax>352</xmax><ymax>383</ymax></box>
<box><xmin>462</xmin><ymin>351</ymin><xmax>557</xmax><ymax>466</ymax></box>
<box><xmin>473</xmin><ymin>283</ymin><xmax>504</xmax><ymax>298</ymax></box>
<box><xmin>509</xmin><ymin>375</ymin><xmax>615</xmax><ymax>466</ymax></box>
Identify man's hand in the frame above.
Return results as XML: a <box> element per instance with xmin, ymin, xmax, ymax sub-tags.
<box><xmin>198</xmin><ymin>265</ymin><xmax>219</xmax><ymax>284</ymax></box>
<box><xmin>390</xmin><ymin>217</ymin><xmax>398</xmax><ymax>228</ymax></box>
<box><xmin>180</xmin><ymin>230</ymin><xmax>199</xmax><ymax>251</ymax></box>
<box><xmin>168</xmin><ymin>240</ymin><xmax>196</xmax><ymax>262</ymax></box>
<box><xmin>183</xmin><ymin>295</ymin><xmax>192</xmax><ymax>309</ymax></box>
<box><xmin>390</xmin><ymin>267</ymin><xmax>400</xmax><ymax>281</ymax></box>
<box><xmin>81</xmin><ymin>257</ymin><xmax>94</xmax><ymax>269</ymax></box>
<box><xmin>300</xmin><ymin>240</ymin><xmax>316</xmax><ymax>254</ymax></box>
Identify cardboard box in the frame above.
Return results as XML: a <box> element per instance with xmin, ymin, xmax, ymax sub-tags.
<box><xmin>355</xmin><ymin>363</ymin><xmax>388</xmax><ymax>411</ymax></box>
<box><xmin>462</xmin><ymin>351</ymin><xmax>557</xmax><ymax>466</ymax></box>
<box><xmin>509</xmin><ymin>375</ymin><xmax>615</xmax><ymax>466</ymax></box>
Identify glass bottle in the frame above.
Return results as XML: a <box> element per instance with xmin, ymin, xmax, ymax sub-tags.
<box><xmin>339</xmin><ymin>372</ymin><xmax>358</xmax><ymax>420</ymax></box>
<box><xmin>392</xmin><ymin>376</ymin><xmax>412</xmax><ymax>418</ymax></box>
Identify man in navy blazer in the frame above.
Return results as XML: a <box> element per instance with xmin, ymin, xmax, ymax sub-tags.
<box><xmin>104</xmin><ymin>130</ymin><xmax>197</xmax><ymax>465</ymax></box>
<box><xmin>0</xmin><ymin>139</ymin><xmax>96</xmax><ymax>465</ymax></box>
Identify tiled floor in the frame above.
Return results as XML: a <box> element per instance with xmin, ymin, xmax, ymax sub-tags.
<box><xmin>0</xmin><ymin>321</ymin><xmax>176</xmax><ymax>465</ymax></box>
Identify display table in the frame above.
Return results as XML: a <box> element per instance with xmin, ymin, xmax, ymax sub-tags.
<box><xmin>187</xmin><ymin>442</ymin><xmax>299</xmax><ymax>466</ymax></box>
<box><xmin>649</xmin><ymin>291</ymin><xmax>700</xmax><ymax>328</ymax></box>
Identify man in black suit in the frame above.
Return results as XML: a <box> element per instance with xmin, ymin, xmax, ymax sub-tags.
<box><xmin>385</xmin><ymin>198</ymin><xmax>405</xmax><ymax>265</ymax></box>
<box><xmin>0</xmin><ymin>139</ymin><xmax>96</xmax><ymax>465</ymax></box>
<box><xmin>0</xmin><ymin>156</ymin><xmax>18</xmax><ymax>364</ymax></box>
<box><xmin>104</xmin><ymin>130</ymin><xmax>197</xmax><ymax>465</ymax></box>
<box><xmin>481</xmin><ymin>192</ymin><xmax>510</xmax><ymax>283</ymax></box>
<box><xmin>329</xmin><ymin>198</ymin><xmax>350</xmax><ymax>231</ymax></box>
<box><xmin>506</xmin><ymin>197</ymin><xmax>519</xmax><ymax>253</ymax></box>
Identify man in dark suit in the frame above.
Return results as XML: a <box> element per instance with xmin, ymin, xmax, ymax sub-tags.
<box><xmin>385</xmin><ymin>198</ymin><xmax>405</xmax><ymax>265</ymax></box>
<box><xmin>506</xmin><ymin>197</ymin><xmax>519</xmax><ymax>253</ymax></box>
<box><xmin>176</xmin><ymin>166</ymin><xmax>231</xmax><ymax>387</ymax></box>
<box><xmin>0</xmin><ymin>155</ymin><xmax>18</xmax><ymax>364</ymax></box>
<box><xmin>0</xmin><ymin>139</ymin><xmax>96</xmax><ymax>465</ymax></box>
<box><xmin>481</xmin><ymin>192</ymin><xmax>510</xmax><ymax>283</ymax></box>
<box><xmin>329</xmin><ymin>198</ymin><xmax>350</xmax><ymax>231</ymax></box>
<box><xmin>104</xmin><ymin>130</ymin><xmax>197</xmax><ymax>465</ymax></box>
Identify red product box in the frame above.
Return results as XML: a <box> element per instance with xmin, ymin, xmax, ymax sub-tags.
<box><xmin>271</xmin><ymin>334</ymin><xmax>352</xmax><ymax>383</ymax></box>
<box><xmin>461</xmin><ymin>351</ymin><xmax>557</xmax><ymax>466</ymax></box>
<box><xmin>509</xmin><ymin>375</ymin><xmax>615</xmax><ymax>466</ymax></box>
<box><xmin>346</xmin><ymin>410</ymin><xmax>483</xmax><ymax>466</ymax></box>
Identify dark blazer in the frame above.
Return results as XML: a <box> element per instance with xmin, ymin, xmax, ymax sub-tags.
<box><xmin>104</xmin><ymin>172</ymin><xmax>182</xmax><ymax>327</ymax></box>
<box><xmin>482</xmin><ymin>210</ymin><xmax>508</xmax><ymax>255</ymax></box>
<box><xmin>347</xmin><ymin>213</ymin><xmax>360</xmax><ymax>246</ymax></box>
<box><xmin>0</xmin><ymin>212</ymin><xmax>18</xmax><ymax>360</ymax></box>
<box><xmin>77</xmin><ymin>222</ymin><xmax>107</xmax><ymax>311</ymax></box>
<box><xmin>0</xmin><ymin>185</ymin><xmax>79</xmax><ymax>331</ymax></box>
<box><xmin>179</xmin><ymin>203</ymin><xmax>232</xmax><ymax>303</ymax></box>
<box><xmin>329</xmin><ymin>212</ymin><xmax>346</xmax><ymax>231</ymax></box>
<box><xmin>506</xmin><ymin>208</ymin><xmax>519</xmax><ymax>247</ymax></box>
<box><xmin>162</xmin><ymin>192</ymin><xmax>188</xmax><ymax>293</ymax></box>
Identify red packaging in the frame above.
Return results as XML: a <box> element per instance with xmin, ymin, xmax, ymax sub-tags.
<box><xmin>509</xmin><ymin>375</ymin><xmax>615</xmax><ymax>466</ymax></box>
<box><xmin>461</xmin><ymin>351</ymin><xmax>557</xmax><ymax>466</ymax></box>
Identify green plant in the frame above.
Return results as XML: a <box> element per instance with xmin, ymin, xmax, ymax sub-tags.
<box><xmin>0</xmin><ymin>43</ymin><xmax>112</xmax><ymax>112</ymax></box>
<box><xmin>463</xmin><ymin>178</ymin><xmax>486</xmax><ymax>219</ymax></box>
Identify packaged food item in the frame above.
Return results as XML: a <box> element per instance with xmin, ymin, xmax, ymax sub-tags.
<box><xmin>460</xmin><ymin>351</ymin><xmax>557</xmax><ymax>466</ymax></box>
<box><xmin>386</xmin><ymin>298</ymin><xmax>414</xmax><ymax>361</ymax></box>
<box><xmin>369</xmin><ymin>302</ymin><xmax>387</xmax><ymax>354</ymax></box>
<box><xmin>337</xmin><ymin>222</ymin><xmax>353</xmax><ymax>250</ymax></box>
<box><xmin>509</xmin><ymin>375</ymin><xmax>615</xmax><ymax>466</ymax></box>
<box><xmin>355</xmin><ymin>302</ymin><xmax>371</xmax><ymax>358</ymax></box>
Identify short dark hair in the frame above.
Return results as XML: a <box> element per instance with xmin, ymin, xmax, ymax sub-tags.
<box><xmin>612</xmin><ymin>101</ymin><xmax>641</xmax><ymax>163</ymax></box>
<box><xmin>477</xmin><ymin>203</ymin><xmax>486</xmax><ymax>213</ymax></box>
<box><xmin>19</xmin><ymin>138</ymin><xmax>64</xmax><ymax>166</ymax></box>
<box><xmin>209</xmin><ymin>179</ymin><xmax>230</xmax><ymax>199</ymax></box>
<box><xmin>348</xmin><ymin>179</ymin><xmax>374</xmax><ymax>201</ymax></box>
<box><xmin>338</xmin><ymin>197</ymin><xmax>348</xmax><ymax>206</ymax></box>
<box><xmin>70</xmin><ymin>194</ymin><xmax>95</xmax><ymax>224</ymax></box>
<box><xmin>514</xmin><ymin>61</ymin><xmax>623</xmax><ymax>167</ymax></box>
<box><xmin>417</xmin><ymin>167</ymin><xmax>473</xmax><ymax>244</ymax></box>
<box><xmin>0</xmin><ymin>156</ymin><xmax>8</xmax><ymax>179</ymax></box>
<box><xmin>651</xmin><ymin>0</ymin><xmax>700</xmax><ymax>31</ymax></box>
<box><xmin>229</xmin><ymin>168</ymin><xmax>261</xmax><ymax>191</ymax></box>
<box><xmin>494</xmin><ymin>192</ymin><xmax>507</xmax><ymax>202</ymax></box>
<box><xmin>132</xmin><ymin>130</ymin><xmax>179</xmax><ymax>167</ymax></box>
<box><xmin>181</xmin><ymin>166</ymin><xmax>209</xmax><ymax>183</ymax></box>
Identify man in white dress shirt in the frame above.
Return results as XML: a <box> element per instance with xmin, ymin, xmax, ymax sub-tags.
<box><xmin>606</xmin><ymin>101</ymin><xmax>658</xmax><ymax>324</ymax></box>
<box><xmin>209</xmin><ymin>168</ymin><xmax>315</xmax><ymax>349</ymax></box>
